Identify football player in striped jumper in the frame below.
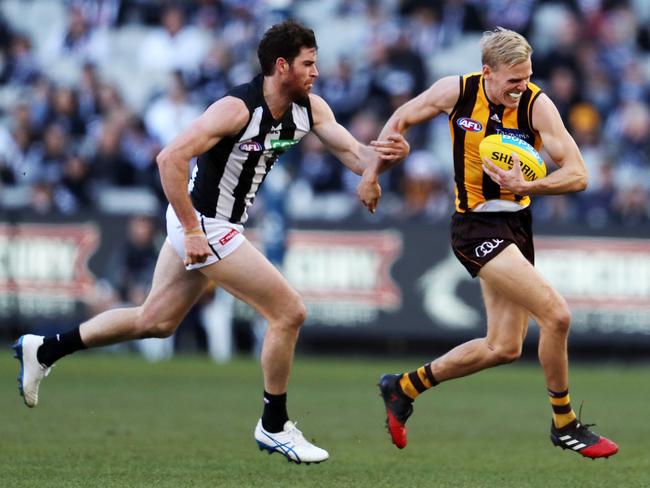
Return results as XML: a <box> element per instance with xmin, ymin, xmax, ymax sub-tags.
<box><xmin>12</xmin><ymin>20</ymin><xmax>409</xmax><ymax>465</ymax></box>
<box><xmin>361</xmin><ymin>27</ymin><xmax>618</xmax><ymax>459</ymax></box>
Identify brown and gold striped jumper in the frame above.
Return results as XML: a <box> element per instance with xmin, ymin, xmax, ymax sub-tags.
<box><xmin>448</xmin><ymin>72</ymin><xmax>543</xmax><ymax>212</ymax></box>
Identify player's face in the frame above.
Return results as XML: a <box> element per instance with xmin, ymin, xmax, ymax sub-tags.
<box><xmin>286</xmin><ymin>47</ymin><xmax>319</xmax><ymax>100</ymax></box>
<box><xmin>483</xmin><ymin>58</ymin><xmax>532</xmax><ymax>108</ymax></box>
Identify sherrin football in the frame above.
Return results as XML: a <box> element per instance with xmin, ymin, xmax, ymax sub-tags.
<box><xmin>479</xmin><ymin>134</ymin><xmax>547</xmax><ymax>181</ymax></box>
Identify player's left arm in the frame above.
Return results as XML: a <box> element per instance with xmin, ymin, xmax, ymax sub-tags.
<box><xmin>483</xmin><ymin>93</ymin><xmax>588</xmax><ymax>195</ymax></box>
<box><xmin>527</xmin><ymin>93</ymin><xmax>588</xmax><ymax>194</ymax></box>
<box><xmin>484</xmin><ymin>94</ymin><xmax>588</xmax><ymax>195</ymax></box>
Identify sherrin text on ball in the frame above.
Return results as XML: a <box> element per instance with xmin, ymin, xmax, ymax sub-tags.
<box><xmin>479</xmin><ymin>134</ymin><xmax>547</xmax><ymax>181</ymax></box>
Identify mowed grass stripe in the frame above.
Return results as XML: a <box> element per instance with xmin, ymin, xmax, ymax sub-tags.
<box><xmin>0</xmin><ymin>353</ymin><xmax>648</xmax><ymax>487</ymax></box>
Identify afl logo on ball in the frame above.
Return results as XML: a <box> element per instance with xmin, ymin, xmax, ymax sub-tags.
<box><xmin>456</xmin><ymin>117</ymin><xmax>483</xmax><ymax>132</ymax></box>
<box><xmin>239</xmin><ymin>141</ymin><xmax>263</xmax><ymax>152</ymax></box>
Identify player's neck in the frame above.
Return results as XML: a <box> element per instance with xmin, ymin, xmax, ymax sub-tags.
<box><xmin>482</xmin><ymin>78</ymin><xmax>500</xmax><ymax>107</ymax></box>
<box><xmin>263</xmin><ymin>76</ymin><xmax>292</xmax><ymax>120</ymax></box>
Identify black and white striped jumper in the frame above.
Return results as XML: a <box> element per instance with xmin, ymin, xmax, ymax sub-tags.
<box><xmin>189</xmin><ymin>74</ymin><xmax>313</xmax><ymax>224</ymax></box>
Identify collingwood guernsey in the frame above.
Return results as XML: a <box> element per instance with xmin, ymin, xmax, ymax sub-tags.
<box><xmin>189</xmin><ymin>74</ymin><xmax>313</xmax><ymax>224</ymax></box>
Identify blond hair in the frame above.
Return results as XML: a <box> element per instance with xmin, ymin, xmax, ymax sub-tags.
<box><xmin>481</xmin><ymin>27</ymin><xmax>532</xmax><ymax>68</ymax></box>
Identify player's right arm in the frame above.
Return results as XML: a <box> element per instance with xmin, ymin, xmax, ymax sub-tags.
<box><xmin>156</xmin><ymin>96</ymin><xmax>249</xmax><ymax>265</ymax></box>
<box><xmin>358</xmin><ymin>76</ymin><xmax>460</xmax><ymax>209</ymax></box>
<box><xmin>376</xmin><ymin>75</ymin><xmax>460</xmax><ymax>140</ymax></box>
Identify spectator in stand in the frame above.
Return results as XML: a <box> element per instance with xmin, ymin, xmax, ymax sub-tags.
<box><xmin>545</xmin><ymin>66</ymin><xmax>581</xmax><ymax>123</ymax></box>
<box><xmin>404</xmin><ymin>5</ymin><xmax>442</xmax><ymax>58</ymax></box>
<box><xmin>48</xmin><ymin>86</ymin><xmax>87</xmax><ymax>138</ymax></box>
<box><xmin>144</xmin><ymin>71</ymin><xmax>202</xmax><ymax>146</ymax></box>
<box><xmin>219</xmin><ymin>2</ymin><xmax>258</xmax><ymax>61</ymax></box>
<box><xmin>606</xmin><ymin>101</ymin><xmax>650</xmax><ymax>169</ymax></box>
<box><xmin>88</xmin><ymin>120</ymin><xmax>133</xmax><ymax>186</ymax></box>
<box><xmin>399</xmin><ymin>150</ymin><xmax>450</xmax><ymax>222</ymax></box>
<box><xmin>594</xmin><ymin>5</ymin><xmax>639</xmax><ymax>79</ymax></box>
<box><xmin>138</xmin><ymin>4</ymin><xmax>209</xmax><ymax>74</ymax></box>
<box><xmin>568</xmin><ymin>103</ymin><xmax>613</xmax><ymax>226</ymax></box>
<box><xmin>318</xmin><ymin>58</ymin><xmax>370</xmax><ymax>126</ymax></box>
<box><xmin>479</xmin><ymin>0</ymin><xmax>538</xmax><ymax>37</ymax></box>
<box><xmin>532</xmin><ymin>8</ymin><xmax>581</xmax><ymax>80</ymax></box>
<box><xmin>57</xmin><ymin>154</ymin><xmax>94</xmax><ymax>212</ymax></box>
<box><xmin>190</xmin><ymin>41</ymin><xmax>232</xmax><ymax>107</ymax></box>
<box><xmin>120</xmin><ymin>115</ymin><xmax>161</xmax><ymax>189</ymax></box>
<box><xmin>5</xmin><ymin>126</ymin><xmax>40</xmax><ymax>185</ymax></box>
<box><xmin>35</xmin><ymin>123</ymin><xmax>70</xmax><ymax>184</ymax></box>
<box><xmin>435</xmin><ymin>0</ymin><xmax>485</xmax><ymax>46</ymax></box>
<box><xmin>29</xmin><ymin>181</ymin><xmax>58</xmax><ymax>215</ymax></box>
<box><xmin>44</xmin><ymin>5</ymin><xmax>109</xmax><ymax>63</ymax></box>
<box><xmin>618</xmin><ymin>61</ymin><xmax>648</xmax><ymax>103</ymax></box>
<box><xmin>295</xmin><ymin>133</ymin><xmax>343</xmax><ymax>194</ymax></box>
<box><xmin>77</xmin><ymin>63</ymin><xmax>102</xmax><ymax>126</ymax></box>
<box><xmin>109</xmin><ymin>214</ymin><xmax>160</xmax><ymax>305</ymax></box>
<box><xmin>0</xmin><ymin>33</ymin><xmax>40</xmax><ymax>86</ymax></box>
<box><xmin>28</xmin><ymin>76</ymin><xmax>54</xmax><ymax>133</ymax></box>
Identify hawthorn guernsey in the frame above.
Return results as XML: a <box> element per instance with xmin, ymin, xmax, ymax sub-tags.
<box><xmin>479</xmin><ymin>133</ymin><xmax>547</xmax><ymax>181</ymax></box>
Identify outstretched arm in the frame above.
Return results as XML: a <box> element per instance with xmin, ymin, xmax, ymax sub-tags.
<box><xmin>309</xmin><ymin>94</ymin><xmax>409</xmax><ymax>175</ymax></box>
<box><xmin>482</xmin><ymin>93</ymin><xmax>588</xmax><ymax>195</ymax></box>
<box><xmin>156</xmin><ymin>96</ymin><xmax>249</xmax><ymax>265</ymax></box>
<box><xmin>377</xmin><ymin>75</ymin><xmax>460</xmax><ymax>140</ymax></box>
<box><xmin>310</xmin><ymin>94</ymin><xmax>409</xmax><ymax>212</ymax></box>
<box><xmin>357</xmin><ymin>76</ymin><xmax>461</xmax><ymax>212</ymax></box>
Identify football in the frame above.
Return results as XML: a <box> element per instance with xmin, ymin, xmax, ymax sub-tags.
<box><xmin>479</xmin><ymin>134</ymin><xmax>547</xmax><ymax>181</ymax></box>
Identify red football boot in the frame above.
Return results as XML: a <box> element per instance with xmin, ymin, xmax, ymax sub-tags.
<box><xmin>378</xmin><ymin>374</ymin><xmax>414</xmax><ymax>449</ymax></box>
<box><xmin>550</xmin><ymin>419</ymin><xmax>619</xmax><ymax>459</ymax></box>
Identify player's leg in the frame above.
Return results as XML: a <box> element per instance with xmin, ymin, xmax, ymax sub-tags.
<box><xmin>200</xmin><ymin>240</ymin><xmax>305</xmax><ymax>396</ymax></box>
<box><xmin>79</xmin><ymin>241</ymin><xmax>210</xmax><ymax>346</ymax></box>
<box><xmin>13</xmin><ymin>241</ymin><xmax>209</xmax><ymax>407</ymax></box>
<box><xmin>197</xmin><ymin>239</ymin><xmax>328</xmax><ymax>464</ymax></box>
<box><xmin>379</xmin><ymin>248</ymin><xmax>529</xmax><ymax>449</ymax></box>
<box><xmin>478</xmin><ymin>244</ymin><xmax>570</xmax><ymax>390</ymax></box>
<box><xmin>478</xmin><ymin>244</ymin><xmax>618</xmax><ymax>458</ymax></box>
<box><xmin>425</xmin><ymin>272</ymin><xmax>529</xmax><ymax>381</ymax></box>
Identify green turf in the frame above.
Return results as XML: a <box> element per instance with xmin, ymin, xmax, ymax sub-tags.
<box><xmin>1</xmin><ymin>352</ymin><xmax>648</xmax><ymax>488</ymax></box>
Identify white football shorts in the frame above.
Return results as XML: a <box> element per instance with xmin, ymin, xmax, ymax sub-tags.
<box><xmin>166</xmin><ymin>204</ymin><xmax>246</xmax><ymax>270</ymax></box>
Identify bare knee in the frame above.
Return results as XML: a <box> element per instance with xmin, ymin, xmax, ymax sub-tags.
<box><xmin>540</xmin><ymin>299</ymin><xmax>571</xmax><ymax>336</ymax></box>
<box><xmin>488</xmin><ymin>341</ymin><xmax>522</xmax><ymax>364</ymax></box>
<box><xmin>269</xmin><ymin>292</ymin><xmax>307</xmax><ymax>331</ymax></box>
<box><xmin>285</xmin><ymin>294</ymin><xmax>307</xmax><ymax>329</ymax></box>
<box><xmin>134</xmin><ymin>305</ymin><xmax>181</xmax><ymax>339</ymax></box>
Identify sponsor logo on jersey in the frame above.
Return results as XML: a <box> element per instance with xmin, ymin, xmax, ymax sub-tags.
<box><xmin>219</xmin><ymin>229</ymin><xmax>240</xmax><ymax>246</ymax></box>
<box><xmin>239</xmin><ymin>141</ymin><xmax>263</xmax><ymax>152</ymax></box>
<box><xmin>475</xmin><ymin>238</ymin><xmax>504</xmax><ymax>258</ymax></box>
<box><xmin>270</xmin><ymin>139</ymin><xmax>299</xmax><ymax>151</ymax></box>
<box><xmin>456</xmin><ymin>117</ymin><xmax>483</xmax><ymax>132</ymax></box>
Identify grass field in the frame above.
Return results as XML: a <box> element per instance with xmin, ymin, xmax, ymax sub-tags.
<box><xmin>1</xmin><ymin>352</ymin><xmax>648</xmax><ymax>488</ymax></box>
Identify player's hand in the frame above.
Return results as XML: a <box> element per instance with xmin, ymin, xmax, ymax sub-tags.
<box><xmin>370</xmin><ymin>118</ymin><xmax>410</xmax><ymax>165</ymax></box>
<box><xmin>357</xmin><ymin>171</ymin><xmax>382</xmax><ymax>214</ymax></box>
<box><xmin>183</xmin><ymin>233</ymin><xmax>212</xmax><ymax>266</ymax></box>
<box><xmin>482</xmin><ymin>152</ymin><xmax>529</xmax><ymax>195</ymax></box>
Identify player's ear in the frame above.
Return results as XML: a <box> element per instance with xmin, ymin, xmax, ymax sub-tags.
<box><xmin>276</xmin><ymin>57</ymin><xmax>288</xmax><ymax>74</ymax></box>
<box><xmin>482</xmin><ymin>64</ymin><xmax>491</xmax><ymax>78</ymax></box>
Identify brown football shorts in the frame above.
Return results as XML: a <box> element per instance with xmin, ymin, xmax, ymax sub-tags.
<box><xmin>450</xmin><ymin>207</ymin><xmax>535</xmax><ymax>278</ymax></box>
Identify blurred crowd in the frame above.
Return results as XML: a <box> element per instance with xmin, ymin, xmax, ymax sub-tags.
<box><xmin>1</xmin><ymin>0</ymin><xmax>649</xmax><ymax>228</ymax></box>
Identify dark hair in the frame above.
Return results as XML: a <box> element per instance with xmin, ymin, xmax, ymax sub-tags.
<box><xmin>257</xmin><ymin>20</ymin><xmax>318</xmax><ymax>76</ymax></box>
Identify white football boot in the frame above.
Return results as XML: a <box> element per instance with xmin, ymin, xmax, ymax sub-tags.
<box><xmin>12</xmin><ymin>335</ymin><xmax>51</xmax><ymax>407</ymax></box>
<box><xmin>254</xmin><ymin>419</ymin><xmax>329</xmax><ymax>464</ymax></box>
